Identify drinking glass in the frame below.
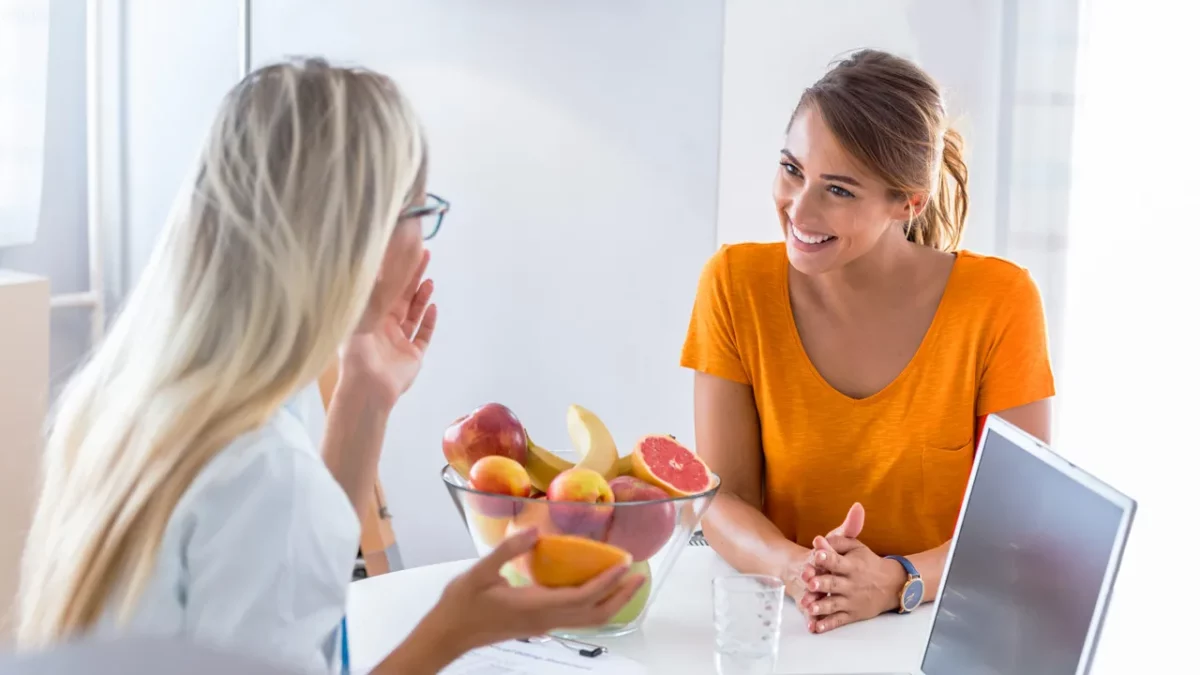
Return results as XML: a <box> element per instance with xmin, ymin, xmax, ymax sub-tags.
<box><xmin>712</xmin><ymin>574</ymin><xmax>785</xmax><ymax>675</ymax></box>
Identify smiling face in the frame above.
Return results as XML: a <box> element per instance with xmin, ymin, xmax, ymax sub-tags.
<box><xmin>775</xmin><ymin>107</ymin><xmax>917</xmax><ymax>276</ymax></box>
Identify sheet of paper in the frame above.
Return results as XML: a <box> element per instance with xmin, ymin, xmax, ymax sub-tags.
<box><xmin>442</xmin><ymin>640</ymin><xmax>647</xmax><ymax>675</ymax></box>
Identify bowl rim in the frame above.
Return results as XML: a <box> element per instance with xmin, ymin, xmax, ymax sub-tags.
<box><xmin>440</xmin><ymin>464</ymin><xmax>721</xmax><ymax>506</ymax></box>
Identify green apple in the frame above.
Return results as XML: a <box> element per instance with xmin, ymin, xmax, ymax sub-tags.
<box><xmin>608</xmin><ymin>561</ymin><xmax>652</xmax><ymax>625</ymax></box>
<box><xmin>501</xmin><ymin>561</ymin><xmax>531</xmax><ymax>587</ymax></box>
<box><xmin>502</xmin><ymin>559</ymin><xmax>650</xmax><ymax>626</ymax></box>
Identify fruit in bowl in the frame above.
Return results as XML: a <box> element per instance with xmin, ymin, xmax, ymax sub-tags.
<box><xmin>609</xmin><ymin>561</ymin><xmax>652</xmax><ymax>624</ymax></box>
<box><xmin>469</xmin><ymin>512</ymin><xmax>512</xmax><ymax>548</ymax></box>
<box><xmin>443</xmin><ymin>403</ymin><xmax>529</xmax><ymax>478</ymax></box>
<box><xmin>506</xmin><ymin>496</ymin><xmax>559</xmax><ymax>536</ymax></box>
<box><xmin>566</xmin><ymin>404</ymin><xmax>620</xmax><ymax>479</ymax></box>
<box><xmin>527</xmin><ymin>534</ymin><xmax>631</xmax><ymax>588</ymax></box>
<box><xmin>631</xmin><ymin>434</ymin><xmax>717</xmax><ymax>497</ymax></box>
<box><xmin>604</xmin><ymin>476</ymin><xmax>675</xmax><ymax>562</ymax></box>
<box><xmin>441</xmin><ymin>402</ymin><xmax>720</xmax><ymax>639</ymax></box>
<box><xmin>545</xmin><ymin>467</ymin><xmax>615</xmax><ymax>538</ymax></box>
<box><xmin>467</xmin><ymin>455</ymin><xmax>532</xmax><ymax>519</ymax></box>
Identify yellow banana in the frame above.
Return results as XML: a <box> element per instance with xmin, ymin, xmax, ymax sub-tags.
<box><xmin>566</xmin><ymin>404</ymin><xmax>620</xmax><ymax>480</ymax></box>
<box><xmin>615</xmin><ymin>453</ymin><xmax>634</xmax><ymax>476</ymax></box>
<box><xmin>525</xmin><ymin>435</ymin><xmax>573</xmax><ymax>493</ymax></box>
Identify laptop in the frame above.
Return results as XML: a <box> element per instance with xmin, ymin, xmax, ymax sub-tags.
<box><xmin>806</xmin><ymin>414</ymin><xmax>1136</xmax><ymax>675</ymax></box>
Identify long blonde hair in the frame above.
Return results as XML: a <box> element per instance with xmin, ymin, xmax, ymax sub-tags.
<box><xmin>16</xmin><ymin>58</ymin><xmax>426</xmax><ymax>646</ymax></box>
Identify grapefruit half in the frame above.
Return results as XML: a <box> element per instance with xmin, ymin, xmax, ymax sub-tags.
<box><xmin>631</xmin><ymin>434</ymin><xmax>715</xmax><ymax>497</ymax></box>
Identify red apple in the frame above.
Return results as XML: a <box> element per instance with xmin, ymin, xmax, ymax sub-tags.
<box><xmin>467</xmin><ymin>455</ymin><xmax>533</xmax><ymax>518</ymax></box>
<box><xmin>546</xmin><ymin>467</ymin><xmax>614</xmax><ymax>538</ymax></box>
<box><xmin>604</xmin><ymin>476</ymin><xmax>675</xmax><ymax>561</ymax></box>
<box><xmin>443</xmin><ymin>403</ymin><xmax>528</xmax><ymax>478</ymax></box>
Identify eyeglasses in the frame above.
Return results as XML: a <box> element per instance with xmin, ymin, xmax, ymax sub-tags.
<box><xmin>401</xmin><ymin>193</ymin><xmax>450</xmax><ymax>240</ymax></box>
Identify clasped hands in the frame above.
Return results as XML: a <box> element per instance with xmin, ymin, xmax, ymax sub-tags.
<box><xmin>783</xmin><ymin>503</ymin><xmax>910</xmax><ymax>634</ymax></box>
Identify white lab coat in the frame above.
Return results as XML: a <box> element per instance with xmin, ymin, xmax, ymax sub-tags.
<box><xmin>91</xmin><ymin>383</ymin><xmax>361</xmax><ymax>674</ymax></box>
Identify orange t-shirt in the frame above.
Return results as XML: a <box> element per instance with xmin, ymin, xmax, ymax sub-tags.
<box><xmin>680</xmin><ymin>242</ymin><xmax>1055</xmax><ymax>556</ymax></box>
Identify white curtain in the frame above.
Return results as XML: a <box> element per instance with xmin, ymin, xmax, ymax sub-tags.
<box><xmin>1060</xmin><ymin>0</ymin><xmax>1199</xmax><ymax>671</ymax></box>
<box><xmin>0</xmin><ymin>0</ymin><xmax>51</xmax><ymax>248</ymax></box>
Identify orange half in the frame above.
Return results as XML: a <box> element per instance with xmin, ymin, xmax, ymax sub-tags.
<box><xmin>528</xmin><ymin>534</ymin><xmax>631</xmax><ymax>588</ymax></box>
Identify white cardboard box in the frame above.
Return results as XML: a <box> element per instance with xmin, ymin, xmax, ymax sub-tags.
<box><xmin>0</xmin><ymin>271</ymin><xmax>49</xmax><ymax>643</ymax></box>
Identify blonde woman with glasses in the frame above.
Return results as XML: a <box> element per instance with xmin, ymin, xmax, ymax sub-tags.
<box><xmin>16</xmin><ymin>58</ymin><xmax>643</xmax><ymax>674</ymax></box>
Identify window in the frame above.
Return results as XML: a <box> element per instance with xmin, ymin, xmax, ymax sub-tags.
<box><xmin>0</xmin><ymin>0</ymin><xmax>50</xmax><ymax>247</ymax></box>
<box><xmin>996</xmin><ymin>0</ymin><xmax>1082</xmax><ymax>370</ymax></box>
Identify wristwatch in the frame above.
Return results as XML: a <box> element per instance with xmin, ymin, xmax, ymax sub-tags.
<box><xmin>884</xmin><ymin>555</ymin><xmax>924</xmax><ymax>614</ymax></box>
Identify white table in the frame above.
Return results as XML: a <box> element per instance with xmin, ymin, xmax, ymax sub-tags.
<box><xmin>348</xmin><ymin>547</ymin><xmax>933</xmax><ymax>674</ymax></box>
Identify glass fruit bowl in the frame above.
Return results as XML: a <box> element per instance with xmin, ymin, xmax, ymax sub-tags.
<box><xmin>441</xmin><ymin>463</ymin><xmax>720</xmax><ymax>639</ymax></box>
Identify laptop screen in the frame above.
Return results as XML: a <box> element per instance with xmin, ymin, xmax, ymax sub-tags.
<box><xmin>920</xmin><ymin>428</ymin><xmax>1127</xmax><ymax>675</ymax></box>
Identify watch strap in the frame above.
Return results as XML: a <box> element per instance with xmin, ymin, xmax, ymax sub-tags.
<box><xmin>885</xmin><ymin>554</ymin><xmax>919</xmax><ymax>578</ymax></box>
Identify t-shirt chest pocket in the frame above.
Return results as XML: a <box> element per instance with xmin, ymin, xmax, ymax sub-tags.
<box><xmin>909</xmin><ymin>389</ymin><xmax>977</xmax><ymax>520</ymax></box>
<box><xmin>921</xmin><ymin>439</ymin><xmax>975</xmax><ymax>518</ymax></box>
<box><xmin>905</xmin><ymin>357</ymin><xmax>978</xmax><ymax>517</ymax></box>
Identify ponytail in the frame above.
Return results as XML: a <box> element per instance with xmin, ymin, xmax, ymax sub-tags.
<box><xmin>909</xmin><ymin>127</ymin><xmax>969</xmax><ymax>251</ymax></box>
<box><xmin>797</xmin><ymin>50</ymin><xmax>970</xmax><ymax>252</ymax></box>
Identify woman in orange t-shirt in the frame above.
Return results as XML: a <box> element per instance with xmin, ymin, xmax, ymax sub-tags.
<box><xmin>681</xmin><ymin>50</ymin><xmax>1055</xmax><ymax>635</ymax></box>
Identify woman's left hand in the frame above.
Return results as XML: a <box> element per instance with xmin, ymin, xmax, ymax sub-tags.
<box><xmin>796</xmin><ymin>534</ymin><xmax>907</xmax><ymax>634</ymax></box>
<box><xmin>340</xmin><ymin>249</ymin><xmax>437</xmax><ymax>407</ymax></box>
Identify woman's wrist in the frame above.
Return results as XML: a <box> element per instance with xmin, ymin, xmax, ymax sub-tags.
<box><xmin>705</xmin><ymin>495</ymin><xmax>810</xmax><ymax>580</ymax></box>
<box><xmin>879</xmin><ymin>556</ymin><xmax>908</xmax><ymax>612</ymax></box>
<box><xmin>375</xmin><ymin>605</ymin><xmax>467</xmax><ymax>675</ymax></box>
<box><xmin>417</xmin><ymin>605</ymin><xmax>472</xmax><ymax>660</ymax></box>
<box><xmin>778</xmin><ymin>541</ymin><xmax>813</xmax><ymax>581</ymax></box>
<box><xmin>333</xmin><ymin>364</ymin><xmax>399</xmax><ymax>415</ymax></box>
<box><xmin>320</xmin><ymin>372</ymin><xmax>394</xmax><ymax>522</ymax></box>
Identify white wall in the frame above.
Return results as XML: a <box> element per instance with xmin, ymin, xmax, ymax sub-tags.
<box><xmin>123</xmin><ymin>0</ymin><xmax>240</xmax><ymax>281</ymax></box>
<box><xmin>109</xmin><ymin>1</ymin><xmax>1069</xmax><ymax>569</ymax></box>
<box><xmin>250</xmin><ymin>0</ymin><xmax>725</xmax><ymax>567</ymax></box>
<box><xmin>717</xmin><ymin>0</ymin><xmax>1003</xmax><ymax>253</ymax></box>
<box><xmin>0</xmin><ymin>0</ymin><xmax>94</xmax><ymax>392</ymax></box>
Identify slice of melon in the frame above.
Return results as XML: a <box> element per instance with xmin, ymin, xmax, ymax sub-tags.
<box><xmin>631</xmin><ymin>434</ymin><xmax>714</xmax><ymax>497</ymax></box>
<box><xmin>528</xmin><ymin>534</ymin><xmax>631</xmax><ymax>588</ymax></box>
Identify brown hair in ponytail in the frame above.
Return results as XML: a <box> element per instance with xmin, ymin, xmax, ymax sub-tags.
<box><xmin>789</xmin><ymin>49</ymin><xmax>969</xmax><ymax>251</ymax></box>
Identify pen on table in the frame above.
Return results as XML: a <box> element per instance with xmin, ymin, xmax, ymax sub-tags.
<box><xmin>519</xmin><ymin>635</ymin><xmax>607</xmax><ymax>658</ymax></box>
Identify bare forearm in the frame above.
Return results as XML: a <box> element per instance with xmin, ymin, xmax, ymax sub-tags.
<box><xmin>321</xmin><ymin>381</ymin><xmax>390</xmax><ymax>524</ymax></box>
<box><xmin>703</xmin><ymin>493</ymin><xmax>809</xmax><ymax>579</ymax></box>
<box><xmin>371</xmin><ymin>607</ymin><xmax>467</xmax><ymax>675</ymax></box>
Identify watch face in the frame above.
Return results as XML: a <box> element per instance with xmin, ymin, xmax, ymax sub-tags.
<box><xmin>902</xmin><ymin>578</ymin><xmax>924</xmax><ymax>611</ymax></box>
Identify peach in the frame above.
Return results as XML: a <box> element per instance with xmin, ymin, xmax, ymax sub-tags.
<box><xmin>546</xmin><ymin>467</ymin><xmax>615</xmax><ymax>538</ymax></box>
<box><xmin>467</xmin><ymin>455</ymin><xmax>532</xmax><ymax>518</ymax></box>
<box><xmin>504</xmin><ymin>497</ymin><xmax>561</xmax><ymax>579</ymax></box>
<box><xmin>604</xmin><ymin>476</ymin><xmax>675</xmax><ymax>561</ymax></box>
<box><xmin>469</xmin><ymin>512</ymin><xmax>513</xmax><ymax>548</ymax></box>
<box><xmin>443</xmin><ymin>403</ymin><xmax>528</xmax><ymax>478</ymax></box>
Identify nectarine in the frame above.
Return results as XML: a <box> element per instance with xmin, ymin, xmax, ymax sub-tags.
<box><xmin>467</xmin><ymin>455</ymin><xmax>532</xmax><ymax>518</ymax></box>
<box><xmin>546</xmin><ymin>467</ymin><xmax>615</xmax><ymax>538</ymax></box>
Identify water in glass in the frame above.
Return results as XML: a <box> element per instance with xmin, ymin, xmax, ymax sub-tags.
<box><xmin>712</xmin><ymin>574</ymin><xmax>785</xmax><ymax>675</ymax></box>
